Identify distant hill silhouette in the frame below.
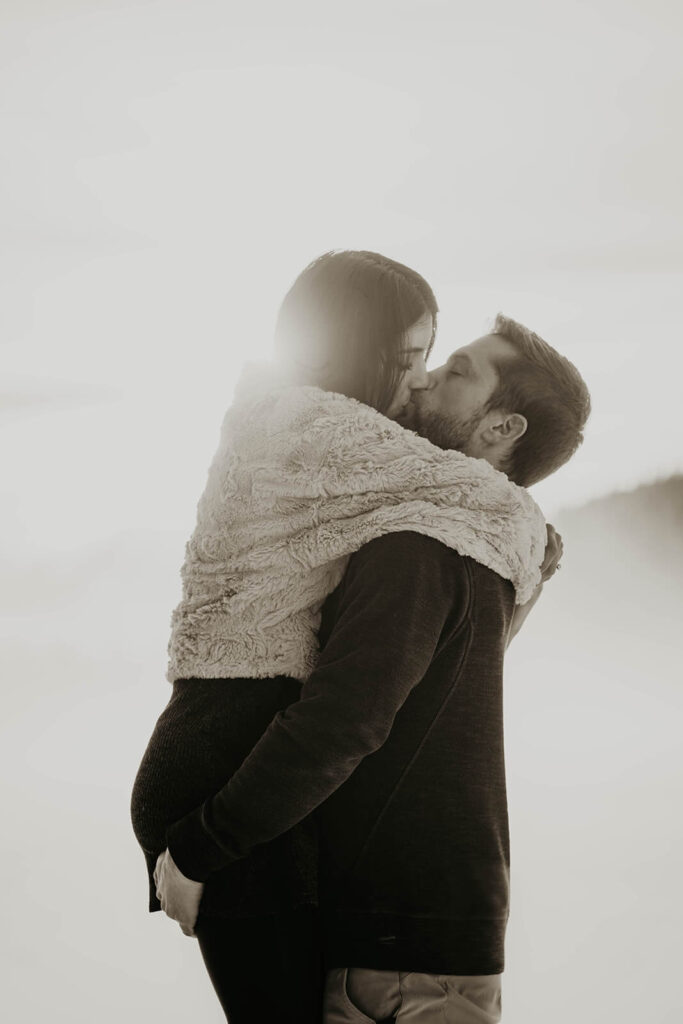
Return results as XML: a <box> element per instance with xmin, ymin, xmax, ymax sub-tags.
<box><xmin>556</xmin><ymin>473</ymin><xmax>683</xmax><ymax>569</ymax></box>
<box><xmin>524</xmin><ymin>474</ymin><xmax>683</xmax><ymax>650</ymax></box>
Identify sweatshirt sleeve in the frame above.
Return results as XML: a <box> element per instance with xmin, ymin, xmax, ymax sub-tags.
<box><xmin>166</xmin><ymin>531</ymin><xmax>469</xmax><ymax>881</ymax></box>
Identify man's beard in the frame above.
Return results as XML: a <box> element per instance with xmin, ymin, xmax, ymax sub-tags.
<box><xmin>399</xmin><ymin>397</ymin><xmax>484</xmax><ymax>454</ymax></box>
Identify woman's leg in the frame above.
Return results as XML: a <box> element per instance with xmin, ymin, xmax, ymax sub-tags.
<box><xmin>194</xmin><ymin>906</ymin><xmax>324</xmax><ymax>1024</ymax></box>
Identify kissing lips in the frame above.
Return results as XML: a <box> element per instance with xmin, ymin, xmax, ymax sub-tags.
<box><xmin>396</xmin><ymin>401</ymin><xmax>415</xmax><ymax>427</ymax></box>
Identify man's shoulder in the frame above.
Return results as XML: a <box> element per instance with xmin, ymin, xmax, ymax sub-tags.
<box><xmin>318</xmin><ymin>531</ymin><xmax>472</xmax><ymax>649</ymax></box>
<box><xmin>350</xmin><ymin>530</ymin><xmax>469</xmax><ymax>576</ymax></box>
<box><xmin>350</xmin><ymin>530</ymin><xmax>512</xmax><ymax>595</ymax></box>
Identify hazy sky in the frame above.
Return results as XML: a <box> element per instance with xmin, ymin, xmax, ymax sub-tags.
<box><xmin>2</xmin><ymin>3</ymin><xmax>682</xmax><ymax>1022</ymax></box>
<box><xmin>3</xmin><ymin>0</ymin><xmax>682</xmax><ymax>556</ymax></box>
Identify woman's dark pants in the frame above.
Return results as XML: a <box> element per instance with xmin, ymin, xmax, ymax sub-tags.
<box><xmin>194</xmin><ymin>906</ymin><xmax>324</xmax><ymax>1023</ymax></box>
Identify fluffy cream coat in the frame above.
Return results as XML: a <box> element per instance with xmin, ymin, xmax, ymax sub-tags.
<box><xmin>167</xmin><ymin>365</ymin><xmax>547</xmax><ymax>683</ymax></box>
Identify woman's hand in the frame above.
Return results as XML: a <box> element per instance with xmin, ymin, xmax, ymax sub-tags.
<box><xmin>540</xmin><ymin>523</ymin><xmax>563</xmax><ymax>583</ymax></box>
<box><xmin>154</xmin><ymin>848</ymin><xmax>204</xmax><ymax>937</ymax></box>
<box><xmin>507</xmin><ymin>525</ymin><xmax>564</xmax><ymax>647</ymax></box>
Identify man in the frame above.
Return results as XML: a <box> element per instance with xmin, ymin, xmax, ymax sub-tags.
<box><xmin>155</xmin><ymin>314</ymin><xmax>590</xmax><ymax>1022</ymax></box>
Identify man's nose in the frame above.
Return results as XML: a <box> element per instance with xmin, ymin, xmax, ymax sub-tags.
<box><xmin>417</xmin><ymin>369</ymin><xmax>438</xmax><ymax>390</ymax></box>
<box><xmin>425</xmin><ymin>366</ymin><xmax>445</xmax><ymax>388</ymax></box>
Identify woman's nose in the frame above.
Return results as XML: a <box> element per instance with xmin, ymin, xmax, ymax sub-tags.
<box><xmin>409</xmin><ymin>363</ymin><xmax>430</xmax><ymax>390</ymax></box>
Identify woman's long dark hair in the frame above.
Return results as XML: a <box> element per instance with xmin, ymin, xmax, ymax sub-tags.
<box><xmin>274</xmin><ymin>250</ymin><xmax>438</xmax><ymax>414</ymax></box>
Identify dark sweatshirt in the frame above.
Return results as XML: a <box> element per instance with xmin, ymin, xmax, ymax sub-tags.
<box><xmin>165</xmin><ymin>531</ymin><xmax>516</xmax><ymax>975</ymax></box>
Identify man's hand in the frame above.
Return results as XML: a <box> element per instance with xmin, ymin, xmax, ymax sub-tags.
<box><xmin>154</xmin><ymin>849</ymin><xmax>204</xmax><ymax>937</ymax></box>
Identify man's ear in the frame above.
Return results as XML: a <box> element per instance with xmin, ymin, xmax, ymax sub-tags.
<box><xmin>499</xmin><ymin>412</ymin><xmax>527</xmax><ymax>442</ymax></box>
<box><xmin>480</xmin><ymin>411</ymin><xmax>528</xmax><ymax>446</ymax></box>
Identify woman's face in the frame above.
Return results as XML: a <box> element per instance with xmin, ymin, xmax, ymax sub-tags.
<box><xmin>384</xmin><ymin>312</ymin><xmax>433</xmax><ymax>420</ymax></box>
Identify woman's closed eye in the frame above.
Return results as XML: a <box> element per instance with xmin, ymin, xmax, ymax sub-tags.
<box><xmin>400</xmin><ymin>354</ymin><xmax>427</xmax><ymax>372</ymax></box>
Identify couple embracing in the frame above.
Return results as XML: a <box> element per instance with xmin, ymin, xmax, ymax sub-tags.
<box><xmin>131</xmin><ymin>250</ymin><xmax>590</xmax><ymax>1022</ymax></box>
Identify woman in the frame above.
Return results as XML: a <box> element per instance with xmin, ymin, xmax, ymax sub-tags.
<box><xmin>130</xmin><ymin>250</ymin><xmax>547</xmax><ymax>1023</ymax></box>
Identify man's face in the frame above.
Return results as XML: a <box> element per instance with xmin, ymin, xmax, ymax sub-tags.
<box><xmin>398</xmin><ymin>334</ymin><xmax>517</xmax><ymax>454</ymax></box>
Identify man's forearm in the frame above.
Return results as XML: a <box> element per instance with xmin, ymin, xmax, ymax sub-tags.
<box><xmin>165</xmin><ymin>674</ymin><xmax>411</xmax><ymax>880</ymax></box>
<box><xmin>164</xmin><ymin>533</ymin><xmax>463</xmax><ymax>883</ymax></box>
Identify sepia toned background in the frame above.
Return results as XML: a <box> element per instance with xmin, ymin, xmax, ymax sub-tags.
<box><xmin>2</xmin><ymin>1</ymin><xmax>681</xmax><ymax>1020</ymax></box>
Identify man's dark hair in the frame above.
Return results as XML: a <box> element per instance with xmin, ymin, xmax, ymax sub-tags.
<box><xmin>487</xmin><ymin>314</ymin><xmax>591</xmax><ymax>487</ymax></box>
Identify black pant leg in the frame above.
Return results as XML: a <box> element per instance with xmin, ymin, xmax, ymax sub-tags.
<box><xmin>194</xmin><ymin>907</ymin><xmax>324</xmax><ymax>1024</ymax></box>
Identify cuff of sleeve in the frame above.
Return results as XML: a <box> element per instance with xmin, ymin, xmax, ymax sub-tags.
<box><xmin>165</xmin><ymin>803</ymin><xmax>236</xmax><ymax>883</ymax></box>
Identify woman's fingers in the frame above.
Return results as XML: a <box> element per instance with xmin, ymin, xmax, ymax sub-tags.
<box><xmin>541</xmin><ymin>524</ymin><xmax>564</xmax><ymax>582</ymax></box>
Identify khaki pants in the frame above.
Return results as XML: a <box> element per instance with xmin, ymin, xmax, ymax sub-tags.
<box><xmin>323</xmin><ymin>967</ymin><xmax>502</xmax><ymax>1023</ymax></box>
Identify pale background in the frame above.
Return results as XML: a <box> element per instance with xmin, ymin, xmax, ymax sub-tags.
<box><xmin>2</xmin><ymin>1</ymin><xmax>682</xmax><ymax>1021</ymax></box>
